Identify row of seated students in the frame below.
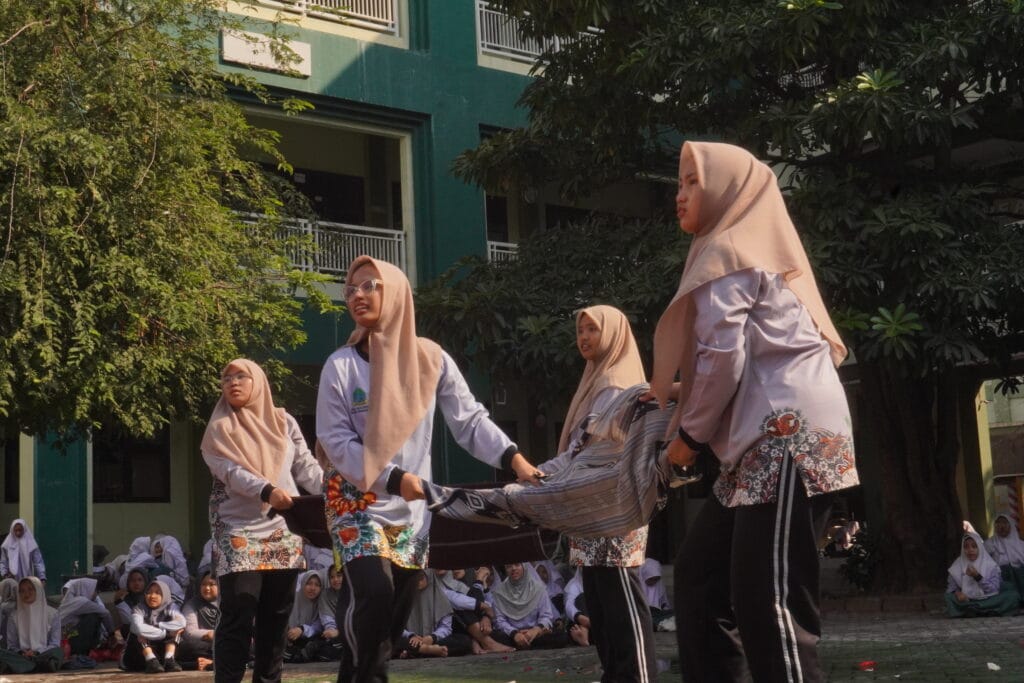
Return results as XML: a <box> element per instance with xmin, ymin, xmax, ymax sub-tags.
<box><xmin>946</xmin><ymin>514</ymin><xmax>1024</xmax><ymax>618</ymax></box>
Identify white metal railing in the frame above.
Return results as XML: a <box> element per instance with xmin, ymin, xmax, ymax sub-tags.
<box><xmin>260</xmin><ymin>0</ymin><xmax>398</xmax><ymax>35</ymax></box>
<box><xmin>487</xmin><ymin>240</ymin><xmax>518</xmax><ymax>262</ymax></box>
<box><xmin>242</xmin><ymin>214</ymin><xmax>406</xmax><ymax>276</ymax></box>
<box><xmin>476</xmin><ymin>1</ymin><xmax>598</xmax><ymax>64</ymax></box>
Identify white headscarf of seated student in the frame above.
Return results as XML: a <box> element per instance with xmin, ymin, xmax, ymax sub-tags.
<box><xmin>287</xmin><ymin>570</ymin><xmax>322</xmax><ymax>630</ymax></box>
<box><xmin>0</xmin><ymin>577</ymin><xmax>18</xmax><ymax>614</ymax></box>
<box><xmin>1</xmin><ymin>519</ymin><xmax>41</xmax><ymax>580</ymax></box>
<box><xmin>150</xmin><ymin>535</ymin><xmax>188</xmax><ymax>582</ymax></box>
<box><xmin>317</xmin><ymin>567</ymin><xmax>341</xmax><ymax>626</ymax></box>
<box><xmin>489</xmin><ymin>563</ymin><xmax>548</xmax><ymax>622</ymax></box>
<box><xmin>948</xmin><ymin>531</ymin><xmax>1000</xmax><ymax>599</ymax></box>
<box><xmin>639</xmin><ymin>558</ymin><xmax>671</xmax><ymax>611</ymax></box>
<box><xmin>13</xmin><ymin>577</ymin><xmax>56</xmax><ymax>652</ymax></box>
<box><xmin>985</xmin><ymin>513</ymin><xmax>1024</xmax><ymax>568</ymax></box>
<box><xmin>532</xmin><ymin>561</ymin><xmax>564</xmax><ymax>600</ymax></box>
<box><xmin>406</xmin><ymin>570</ymin><xmax>452</xmax><ymax>637</ymax></box>
<box><xmin>59</xmin><ymin>577</ymin><xmax>108</xmax><ymax>624</ymax></box>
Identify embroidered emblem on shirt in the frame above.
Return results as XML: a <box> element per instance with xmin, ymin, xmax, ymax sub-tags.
<box><xmin>352</xmin><ymin>387</ymin><xmax>369</xmax><ymax>413</ymax></box>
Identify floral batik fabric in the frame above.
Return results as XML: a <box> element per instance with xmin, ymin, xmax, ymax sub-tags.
<box><xmin>713</xmin><ymin>408</ymin><xmax>858</xmax><ymax>508</ymax></box>
<box><xmin>569</xmin><ymin>527</ymin><xmax>648</xmax><ymax>568</ymax></box>
<box><xmin>324</xmin><ymin>467</ymin><xmax>427</xmax><ymax>569</ymax></box>
<box><xmin>209</xmin><ymin>480</ymin><xmax>305</xmax><ymax>575</ymax></box>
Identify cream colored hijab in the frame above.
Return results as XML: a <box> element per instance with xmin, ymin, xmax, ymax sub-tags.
<box><xmin>200</xmin><ymin>359</ymin><xmax>289</xmax><ymax>485</ymax></box>
<box><xmin>558</xmin><ymin>305</ymin><xmax>646</xmax><ymax>453</ymax></box>
<box><xmin>345</xmin><ymin>255</ymin><xmax>442</xmax><ymax>491</ymax></box>
<box><xmin>652</xmin><ymin>141</ymin><xmax>846</xmax><ymax>421</ymax></box>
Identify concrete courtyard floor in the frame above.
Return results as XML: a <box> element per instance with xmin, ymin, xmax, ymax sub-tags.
<box><xmin>9</xmin><ymin>608</ymin><xmax>1024</xmax><ymax>682</ymax></box>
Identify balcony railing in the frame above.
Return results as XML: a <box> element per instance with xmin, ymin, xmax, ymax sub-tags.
<box><xmin>259</xmin><ymin>0</ymin><xmax>399</xmax><ymax>35</ymax></box>
<box><xmin>487</xmin><ymin>240</ymin><xmax>518</xmax><ymax>263</ymax></box>
<box><xmin>476</xmin><ymin>1</ymin><xmax>598</xmax><ymax>64</ymax></box>
<box><xmin>242</xmin><ymin>215</ymin><xmax>406</xmax><ymax>276</ymax></box>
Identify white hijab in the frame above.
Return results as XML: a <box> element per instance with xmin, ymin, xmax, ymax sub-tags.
<box><xmin>288</xmin><ymin>570</ymin><xmax>322</xmax><ymax>628</ymax></box>
<box><xmin>1</xmin><ymin>519</ymin><xmax>40</xmax><ymax>580</ymax></box>
<box><xmin>15</xmin><ymin>577</ymin><xmax>55</xmax><ymax>652</ymax></box>
<box><xmin>639</xmin><ymin>558</ymin><xmax>670</xmax><ymax>610</ymax></box>
<box><xmin>948</xmin><ymin>531</ymin><xmax>1000</xmax><ymax>599</ymax></box>
<box><xmin>984</xmin><ymin>514</ymin><xmax>1024</xmax><ymax>568</ymax></box>
<box><xmin>533</xmin><ymin>561</ymin><xmax>564</xmax><ymax>599</ymax></box>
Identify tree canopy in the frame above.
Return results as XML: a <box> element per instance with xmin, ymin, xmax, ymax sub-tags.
<box><xmin>0</xmin><ymin>0</ymin><xmax>331</xmax><ymax>438</ymax></box>
<box><xmin>427</xmin><ymin>0</ymin><xmax>1024</xmax><ymax>590</ymax></box>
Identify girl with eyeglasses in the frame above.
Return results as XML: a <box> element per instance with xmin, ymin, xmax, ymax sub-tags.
<box><xmin>200</xmin><ymin>359</ymin><xmax>323</xmax><ymax>683</ymax></box>
<box><xmin>316</xmin><ymin>255</ymin><xmax>540</xmax><ymax>683</ymax></box>
<box><xmin>652</xmin><ymin>141</ymin><xmax>859</xmax><ymax>682</ymax></box>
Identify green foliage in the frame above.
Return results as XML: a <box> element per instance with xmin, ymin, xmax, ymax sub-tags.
<box><xmin>416</xmin><ymin>216</ymin><xmax>688</xmax><ymax>405</ymax></box>
<box><xmin>0</xmin><ymin>0</ymin><xmax>335</xmax><ymax>437</ymax></box>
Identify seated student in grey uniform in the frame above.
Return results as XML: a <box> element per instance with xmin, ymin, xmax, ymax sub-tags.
<box><xmin>58</xmin><ymin>578</ymin><xmax>114</xmax><ymax>656</ymax></box>
<box><xmin>395</xmin><ymin>570</ymin><xmax>472</xmax><ymax>658</ymax></box>
<box><xmin>436</xmin><ymin>568</ymin><xmax>511</xmax><ymax>655</ymax></box>
<box><xmin>0</xmin><ymin>577</ymin><xmax>62</xmax><ymax>674</ymax></box>
<box><xmin>113</xmin><ymin>568</ymin><xmax>149</xmax><ymax>638</ymax></box>
<box><xmin>489</xmin><ymin>563</ymin><xmax>567</xmax><ymax>651</ymax></box>
<box><xmin>123</xmin><ymin>579</ymin><xmax>186</xmax><ymax>674</ymax></box>
<box><xmin>984</xmin><ymin>513</ymin><xmax>1024</xmax><ymax>599</ymax></box>
<box><xmin>284</xmin><ymin>570</ymin><xmax>325</xmax><ymax>663</ymax></box>
<box><xmin>0</xmin><ymin>520</ymin><xmax>47</xmax><ymax>584</ymax></box>
<box><xmin>640</xmin><ymin>558</ymin><xmax>676</xmax><ymax>632</ymax></box>
<box><xmin>313</xmin><ymin>565</ymin><xmax>345</xmax><ymax>662</ymax></box>
<box><xmin>178</xmin><ymin>572</ymin><xmax>220</xmax><ymax>670</ymax></box>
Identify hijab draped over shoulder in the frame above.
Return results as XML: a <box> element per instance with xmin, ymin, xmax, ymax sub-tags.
<box><xmin>345</xmin><ymin>255</ymin><xmax>442</xmax><ymax>491</ymax></box>
<box><xmin>406</xmin><ymin>571</ymin><xmax>452</xmax><ymax>636</ymax></box>
<box><xmin>948</xmin><ymin>531</ymin><xmax>1000</xmax><ymax>599</ymax></box>
<box><xmin>985</xmin><ymin>513</ymin><xmax>1024</xmax><ymax>567</ymax></box>
<box><xmin>15</xmin><ymin>577</ymin><xmax>55</xmax><ymax>652</ymax></box>
<box><xmin>1</xmin><ymin>519</ymin><xmax>40</xmax><ymax>580</ymax></box>
<box><xmin>652</xmin><ymin>141</ymin><xmax>846</xmax><ymax>431</ymax></box>
<box><xmin>200</xmin><ymin>359</ymin><xmax>289</xmax><ymax>485</ymax></box>
<box><xmin>558</xmin><ymin>305</ymin><xmax>646</xmax><ymax>453</ymax></box>
<box><xmin>489</xmin><ymin>564</ymin><xmax>548</xmax><ymax>623</ymax></box>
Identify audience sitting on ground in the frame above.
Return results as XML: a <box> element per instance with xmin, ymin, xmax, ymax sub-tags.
<box><xmin>395</xmin><ymin>570</ymin><xmax>472</xmax><ymax>659</ymax></box>
<box><xmin>59</xmin><ymin>577</ymin><xmax>116</xmax><ymax>656</ymax></box>
<box><xmin>945</xmin><ymin>531</ymin><xmax>1020</xmax><ymax>618</ymax></box>
<box><xmin>984</xmin><ymin>513</ymin><xmax>1024</xmax><ymax>600</ymax></box>
<box><xmin>640</xmin><ymin>558</ymin><xmax>676</xmax><ymax>632</ymax></box>
<box><xmin>123</xmin><ymin>579</ymin><xmax>186</xmax><ymax>674</ymax></box>
<box><xmin>284</xmin><ymin>570</ymin><xmax>325</xmax><ymax>664</ymax></box>
<box><xmin>533</xmin><ymin>561</ymin><xmax>566</xmax><ymax>617</ymax></box>
<box><xmin>314</xmin><ymin>566</ymin><xmax>345</xmax><ymax>662</ymax></box>
<box><xmin>489</xmin><ymin>563</ymin><xmax>567</xmax><ymax>651</ymax></box>
<box><xmin>436</xmin><ymin>567</ymin><xmax>511</xmax><ymax>655</ymax></box>
<box><xmin>563</xmin><ymin>568</ymin><xmax>590</xmax><ymax>647</ymax></box>
<box><xmin>179</xmin><ymin>572</ymin><xmax>219</xmax><ymax>671</ymax></box>
<box><xmin>0</xmin><ymin>520</ymin><xmax>47</xmax><ymax>584</ymax></box>
<box><xmin>0</xmin><ymin>577</ymin><xmax>62</xmax><ymax>674</ymax></box>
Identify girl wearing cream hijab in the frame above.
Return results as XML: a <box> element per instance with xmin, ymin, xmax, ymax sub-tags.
<box><xmin>201</xmin><ymin>358</ymin><xmax>323</xmax><ymax>683</ymax></box>
<box><xmin>539</xmin><ymin>305</ymin><xmax>655</xmax><ymax>682</ymax></box>
<box><xmin>316</xmin><ymin>255</ymin><xmax>538</xmax><ymax>683</ymax></box>
<box><xmin>652</xmin><ymin>141</ymin><xmax>859</xmax><ymax>683</ymax></box>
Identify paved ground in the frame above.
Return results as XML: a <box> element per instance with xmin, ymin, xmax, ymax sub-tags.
<box><xmin>9</xmin><ymin>608</ymin><xmax>1024</xmax><ymax>682</ymax></box>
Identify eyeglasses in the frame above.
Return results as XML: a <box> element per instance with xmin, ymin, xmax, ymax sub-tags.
<box><xmin>344</xmin><ymin>278</ymin><xmax>382</xmax><ymax>301</ymax></box>
<box><xmin>220</xmin><ymin>372</ymin><xmax>253</xmax><ymax>386</ymax></box>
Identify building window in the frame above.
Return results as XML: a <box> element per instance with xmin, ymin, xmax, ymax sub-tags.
<box><xmin>93</xmin><ymin>426</ymin><xmax>171</xmax><ymax>503</ymax></box>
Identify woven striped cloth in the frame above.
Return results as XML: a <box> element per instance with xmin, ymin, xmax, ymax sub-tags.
<box><xmin>424</xmin><ymin>385</ymin><xmax>673</xmax><ymax>539</ymax></box>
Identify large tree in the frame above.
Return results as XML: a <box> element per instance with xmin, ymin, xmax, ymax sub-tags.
<box><xmin>429</xmin><ymin>0</ymin><xmax>1024</xmax><ymax>591</ymax></box>
<box><xmin>0</xmin><ymin>0</ymin><xmax>332</xmax><ymax>438</ymax></box>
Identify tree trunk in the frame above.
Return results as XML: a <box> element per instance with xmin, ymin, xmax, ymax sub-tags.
<box><xmin>858</xmin><ymin>360</ymin><xmax>963</xmax><ymax>593</ymax></box>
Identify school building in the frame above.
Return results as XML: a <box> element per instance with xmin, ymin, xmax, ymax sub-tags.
<box><xmin>1</xmin><ymin>1</ymin><xmax>1019</xmax><ymax>585</ymax></box>
<box><xmin>0</xmin><ymin>1</ymin><xmax>665</xmax><ymax>583</ymax></box>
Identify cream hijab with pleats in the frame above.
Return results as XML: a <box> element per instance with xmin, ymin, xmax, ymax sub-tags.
<box><xmin>652</xmin><ymin>141</ymin><xmax>846</xmax><ymax>429</ymax></box>
<box><xmin>558</xmin><ymin>305</ymin><xmax>646</xmax><ymax>453</ymax></box>
<box><xmin>201</xmin><ymin>359</ymin><xmax>289</xmax><ymax>485</ymax></box>
<box><xmin>346</xmin><ymin>256</ymin><xmax>442</xmax><ymax>491</ymax></box>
